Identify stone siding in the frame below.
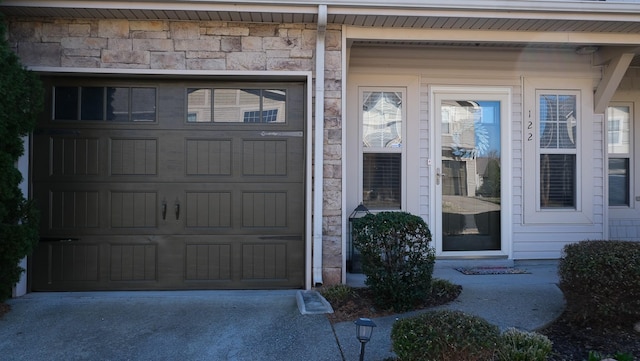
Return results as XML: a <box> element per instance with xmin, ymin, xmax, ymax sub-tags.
<box><xmin>7</xmin><ymin>17</ymin><xmax>344</xmax><ymax>284</ymax></box>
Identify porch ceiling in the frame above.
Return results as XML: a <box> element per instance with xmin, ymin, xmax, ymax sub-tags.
<box><xmin>351</xmin><ymin>40</ymin><xmax>640</xmax><ymax>67</ymax></box>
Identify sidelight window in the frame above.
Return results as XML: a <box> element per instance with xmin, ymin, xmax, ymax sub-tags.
<box><xmin>537</xmin><ymin>92</ymin><xmax>578</xmax><ymax>209</ymax></box>
<box><xmin>360</xmin><ymin>88</ymin><xmax>405</xmax><ymax>210</ymax></box>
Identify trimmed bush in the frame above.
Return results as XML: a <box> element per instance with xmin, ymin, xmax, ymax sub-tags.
<box><xmin>495</xmin><ymin>328</ymin><xmax>553</xmax><ymax>361</ymax></box>
<box><xmin>559</xmin><ymin>240</ymin><xmax>640</xmax><ymax>326</ymax></box>
<box><xmin>352</xmin><ymin>211</ymin><xmax>435</xmax><ymax>311</ymax></box>
<box><xmin>391</xmin><ymin>310</ymin><xmax>499</xmax><ymax>361</ymax></box>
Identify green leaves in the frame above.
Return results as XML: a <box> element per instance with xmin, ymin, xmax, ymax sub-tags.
<box><xmin>559</xmin><ymin>240</ymin><xmax>640</xmax><ymax>327</ymax></box>
<box><xmin>391</xmin><ymin>310</ymin><xmax>500</xmax><ymax>361</ymax></box>
<box><xmin>352</xmin><ymin>211</ymin><xmax>435</xmax><ymax>312</ymax></box>
<box><xmin>0</xmin><ymin>16</ymin><xmax>43</xmax><ymax>301</ymax></box>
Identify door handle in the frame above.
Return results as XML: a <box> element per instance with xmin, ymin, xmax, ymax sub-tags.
<box><xmin>436</xmin><ymin>168</ymin><xmax>445</xmax><ymax>185</ymax></box>
<box><xmin>162</xmin><ymin>201</ymin><xmax>167</xmax><ymax>220</ymax></box>
<box><xmin>175</xmin><ymin>201</ymin><xmax>180</xmax><ymax>220</ymax></box>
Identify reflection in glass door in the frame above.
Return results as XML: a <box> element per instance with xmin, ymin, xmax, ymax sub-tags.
<box><xmin>440</xmin><ymin>100</ymin><xmax>501</xmax><ymax>251</ymax></box>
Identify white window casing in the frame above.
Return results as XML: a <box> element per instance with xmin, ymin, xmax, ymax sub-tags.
<box><xmin>523</xmin><ymin>77</ymin><xmax>594</xmax><ymax>225</ymax></box>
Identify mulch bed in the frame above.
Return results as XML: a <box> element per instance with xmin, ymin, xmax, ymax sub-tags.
<box><xmin>325</xmin><ymin>286</ymin><xmax>461</xmax><ymax>325</ymax></box>
<box><xmin>539</xmin><ymin>313</ymin><xmax>640</xmax><ymax>361</ymax></box>
<box><xmin>325</xmin><ymin>288</ymin><xmax>640</xmax><ymax>360</ymax></box>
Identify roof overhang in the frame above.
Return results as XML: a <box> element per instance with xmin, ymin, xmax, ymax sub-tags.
<box><xmin>2</xmin><ymin>0</ymin><xmax>640</xmax><ymax>108</ymax></box>
<box><xmin>2</xmin><ymin>1</ymin><xmax>640</xmax><ymax>29</ymax></box>
<box><xmin>3</xmin><ymin>1</ymin><xmax>640</xmax><ymax>49</ymax></box>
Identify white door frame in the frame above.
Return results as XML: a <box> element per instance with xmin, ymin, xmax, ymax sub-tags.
<box><xmin>429</xmin><ymin>86</ymin><xmax>513</xmax><ymax>258</ymax></box>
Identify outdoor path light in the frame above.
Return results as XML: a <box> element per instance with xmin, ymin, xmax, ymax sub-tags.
<box><xmin>354</xmin><ymin>317</ymin><xmax>376</xmax><ymax>361</ymax></box>
<box><xmin>348</xmin><ymin>203</ymin><xmax>369</xmax><ymax>273</ymax></box>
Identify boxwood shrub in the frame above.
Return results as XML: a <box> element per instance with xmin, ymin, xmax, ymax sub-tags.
<box><xmin>352</xmin><ymin>211</ymin><xmax>435</xmax><ymax>312</ymax></box>
<box><xmin>391</xmin><ymin>310</ymin><xmax>499</xmax><ymax>361</ymax></box>
<box><xmin>559</xmin><ymin>240</ymin><xmax>640</xmax><ymax>326</ymax></box>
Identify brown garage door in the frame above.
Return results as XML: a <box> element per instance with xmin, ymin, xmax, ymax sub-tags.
<box><xmin>31</xmin><ymin>77</ymin><xmax>306</xmax><ymax>291</ymax></box>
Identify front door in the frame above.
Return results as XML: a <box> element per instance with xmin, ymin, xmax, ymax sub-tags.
<box><xmin>433</xmin><ymin>88</ymin><xmax>509</xmax><ymax>256</ymax></box>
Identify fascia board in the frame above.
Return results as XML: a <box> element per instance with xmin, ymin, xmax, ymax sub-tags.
<box><xmin>3</xmin><ymin>0</ymin><xmax>640</xmax><ymax>18</ymax></box>
<box><xmin>345</xmin><ymin>27</ymin><xmax>640</xmax><ymax>45</ymax></box>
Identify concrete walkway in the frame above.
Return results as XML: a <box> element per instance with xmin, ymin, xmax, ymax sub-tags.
<box><xmin>339</xmin><ymin>260</ymin><xmax>565</xmax><ymax>361</ymax></box>
<box><xmin>0</xmin><ymin>260</ymin><xmax>564</xmax><ymax>361</ymax></box>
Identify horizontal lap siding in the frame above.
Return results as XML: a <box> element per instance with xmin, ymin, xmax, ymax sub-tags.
<box><xmin>609</xmin><ymin>68</ymin><xmax>640</xmax><ymax>242</ymax></box>
<box><xmin>350</xmin><ymin>46</ymin><xmax>604</xmax><ymax>259</ymax></box>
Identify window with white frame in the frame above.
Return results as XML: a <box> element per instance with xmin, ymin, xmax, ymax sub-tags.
<box><xmin>523</xmin><ymin>78</ymin><xmax>593</xmax><ymax>224</ymax></box>
<box><xmin>537</xmin><ymin>92</ymin><xmax>579</xmax><ymax>209</ymax></box>
<box><xmin>360</xmin><ymin>88</ymin><xmax>405</xmax><ymax>210</ymax></box>
<box><xmin>608</xmin><ymin>104</ymin><xmax>632</xmax><ymax>207</ymax></box>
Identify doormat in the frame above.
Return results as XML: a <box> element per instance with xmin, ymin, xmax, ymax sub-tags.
<box><xmin>455</xmin><ymin>266</ymin><xmax>530</xmax><ymax>275</ymax></box>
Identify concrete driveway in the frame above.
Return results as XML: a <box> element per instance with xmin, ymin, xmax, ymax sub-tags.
<box><xmin>0</xmin><ymin>290</ymin><xmax>342</xmax><ymax>361</ymax></box>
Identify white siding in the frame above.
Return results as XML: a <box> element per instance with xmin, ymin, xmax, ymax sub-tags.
<box><xmin>349</xmin><ymin>45</ymin><xmax>605</xmax><ymax>259</ymax></box>
<box><xmin>609</xmin><ymin>67</ymin><xmax>640</xmax><ymax>241</ymax></box>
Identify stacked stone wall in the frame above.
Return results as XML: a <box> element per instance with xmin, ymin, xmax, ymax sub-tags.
<box><xmin>7</xmin><ymin>17</ymin><xmax>344</xmax><ymax>284</ymax></box>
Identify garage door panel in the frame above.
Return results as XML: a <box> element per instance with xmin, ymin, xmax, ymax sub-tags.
<box><xmin>242</xmin><ymin>139</ymin><xmax>288</xmax><ymax>176</ymax></box>
<box><xmin>242</xmin><ymin>191</ymin><xmax>288</xmax><ymax>228</ymax></box>
<box><xmin>110</xmin><ymin>138</ymin><xmax>158</xmax><ymax>176</ymax></box>
<box><xmin>110</xmin><ymin>191</ymin><xmax>158</xmax><ymax>228</ymax></box>
<box><xmin>185</xmin><ymin>138</ymin><xmax>232</xmax><ymax>176</ymax></box>
<box><xmin>242</xmin><ymin>243</ymin><xmax>287</xmax><ymax>280</ymax></box>
<box><xmin>109</xmin><ymin>243</ymin><xmax>157</xmax><ymax>281</ymax></box>
<box><xmin>31</xmin><ymin>242</ymin><xmax>100</xmax><ymax>287</ymax></box>
<box><xmin>184</xmin><ymin>243</ymin><xmax>232</xmax><ymax>281</ymax></box>
<box><xmin>185</xmin><ymin>191</ymin><xmax>232</xmax><ymax>228</ymax></box>
<box><xmin>49</xmin><ymin>189</ymin><xmax>101</xmax><ymax>230</ymax></box>
<box><xmin>51</xmin><ymin>136</ymin><xmax>101</xmax><ymax>176</ymax></box>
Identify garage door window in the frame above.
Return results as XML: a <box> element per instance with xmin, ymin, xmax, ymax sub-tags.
<box><xmin>53</xmin><ymin>86</ymin><xmax>156</xmax><ymax>122</ymax></box>
<box><xmin>187</xmin><ymin>88</ymin><xmax>286</xmax><ymax>123</ymax></box>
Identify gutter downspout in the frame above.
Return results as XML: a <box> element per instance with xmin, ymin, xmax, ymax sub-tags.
<box><xmin>313</xmin><ymin>4</ymin><xmax>327</xmax><ymax>286</ymax></box>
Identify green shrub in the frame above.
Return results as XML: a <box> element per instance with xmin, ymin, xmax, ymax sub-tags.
<box><xmin>391</xmin><ymin>310</ymin><xmax>499</xmax><ymax>361</ymax></box>
<box><xmin>0</xmin><ymin>17</ymin><xmax>43</xmax><ymax>302</ymax></box>
<box><xmin>352</xmin><ymin>211</ymin><xmax>435</xmax><ymax>311</ymax></box>
<box><xmin>427</xmin><ymin>278</ymin><xmax>462</xmax><ymax>302</ymax></box>
<box><xmin>559</xmin><ymin>240</ymin><xmax>640</xmax><ymax>326</ymax></box>
<box><xmin>495</xmin><ymin>328</ymin><xmax>552</xmax><ymax>361</ymax></box>
<box><xmin>319</xmin><ymin>284</ymin><xmax>355</xmax><ymax>303</ymax></box>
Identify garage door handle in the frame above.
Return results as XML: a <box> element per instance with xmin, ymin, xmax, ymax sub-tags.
<box><xmin>40</xmin><ymin>237</ymin><xmax>79</xmax><ymax>242</ymax></box>
<box><xmin>175</xmin><ymin>202</ymin><xmax>180</xmax><ymax>220</ymax></box>
<box><xmin>162</xmin><ymin>201</ymin><xmax>167</xmax><ymax>220</ymax></box>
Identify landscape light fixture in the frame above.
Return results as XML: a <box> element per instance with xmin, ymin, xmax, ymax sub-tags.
<box><xmin>354</xmin><ymin>317</ymin><xmax>376</xmax><ymax>361</ymax></box>
<box><xmin>348</xmin><ymin>203</ymin><xmax>370</xmax><ymax>273</ymax></box>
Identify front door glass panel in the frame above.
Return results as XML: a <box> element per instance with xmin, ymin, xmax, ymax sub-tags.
<box><xmin>441</xmin><ymin>100</ymin><xmax>501</xmax><ymax>251</ymax></box>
